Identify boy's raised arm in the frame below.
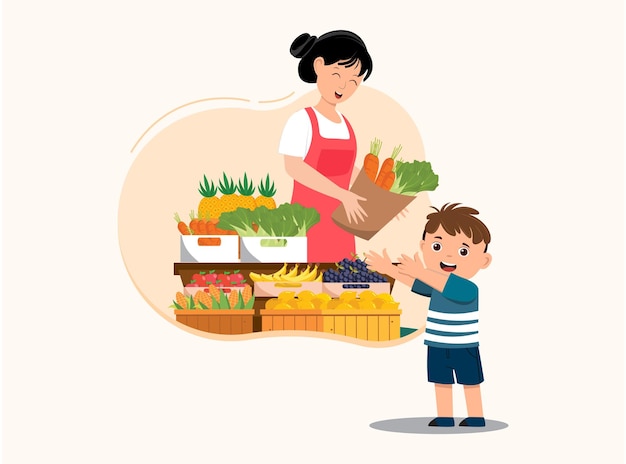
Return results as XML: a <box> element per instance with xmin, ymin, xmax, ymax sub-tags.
<box><xmin>398</xmin><ymin>253</ymin><xmax>448</xmax><ymax>292</ymax></box>
<box><xmin>364</xmin><ymin>249</ymin><xmax>415</xmax><ymax>288</ymax></box>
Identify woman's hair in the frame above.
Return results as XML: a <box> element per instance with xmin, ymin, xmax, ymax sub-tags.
<box><xmin>422</xmin><ymin>203</ymin><xmax>492</xmax><ymax>251</ymax></box>
<box><xmin>290</xmin><ymin>30</ymin><xmax>373</xmax><ymax>83</ymax></box>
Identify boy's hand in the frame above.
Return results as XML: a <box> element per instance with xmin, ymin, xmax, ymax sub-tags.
<box><xmin>363</xmin><ymin>249</ymin><xmax>396</xmax><ymax>276</ymax></box>
<box><xmin>397</xmin><ymin>252</ymin><xmax>425</xmax><ymax>279</ymax></box>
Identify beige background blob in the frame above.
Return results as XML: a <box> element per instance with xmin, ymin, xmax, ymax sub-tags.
<box><xmin>118</xmin><ymin>86</ymin><xmax>431</xmax><ymax>341</ymax></box>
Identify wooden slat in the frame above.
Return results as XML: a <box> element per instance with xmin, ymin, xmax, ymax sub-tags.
<box><xmin>316</xmin><ymin>315</ymin><xmax>324</xmax><ymax>331</ymax></box>
<box><xmin>198</xmin><ymin>315</ymin><xmax>210</xmax><ymax>332</ymax></box>
<box><xmin>378</xmin><ymin>316</ymin><xmax>390</xmax><ymax>341</ymax></box>
<box><xmin>208</xmin><ymin>315</ymin><xmax>220</xmax><ymax>333</ymax></box>
<box><xmin>187</xmin><ymin>315</ymin><xmax>199</xmax><ymax>329</ymax></box>
<box><xmin>273</xmin><ymin>316</ymin><xmax>284</xmax><ymax>331</ymax></box>
<box><xmin>390</xmin><ymin>315</ymin><xmax>400</xmax><ymax>339</ymax></box>
<box><xmin>262</xmin><ymin>315</ymin><xmax>273</xmax><ymax>331</ymax></box>
<box><xmin>356</xmin><ymin>316</ymin><xmax>368</xmax><ymax>340</ymax></box>
<box><xmin>294</xmin><ymin>315</ymin><xmax>306</xmax><ymax>331</ymax></box>
<box><xmin>334</xmin><ymin>316</ymin><xmax>346</xmax><ymax>336</ymax></box>
<box><xmin>283</xmin><ymin>315</ymin><xmax>295</xmax><ymax>330</ymax></box>
<box><xmin>242</xmin><ymin>316</ymin><xmax>253</xmax><ymax>334</ymax></box>
<box><xmin>305</xmin><ymin>315</ymin><xmax>317</xmax><ymax>331</ymax></box>
<box><xmin>230</xmin><ymin>315</ymin><xmax>242</xmax><ymax>334</ymax></box>
<box><xmin>346</xmin><ymin>316</ymin><xmax>357</xmax><ymax>338</ymax></box>
<box><xmin>367</xmin><ymin>315</ymin><xmax>379</xmax><ymax>341</ymax></box>
<box><xmin>219</xmin><ymin>315</ymin><xmax>231</xmax><ymax>334</ymax></box>
<box><xmin>323</xmin><ymin>316</ymin><xmax>335</xmax><ymax>334</ymax></box>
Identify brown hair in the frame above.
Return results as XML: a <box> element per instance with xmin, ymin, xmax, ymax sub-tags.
<box><xmin>422</xmin><ymin>203</ymin><xmax>491</xmax><ymax>251</ymax></box>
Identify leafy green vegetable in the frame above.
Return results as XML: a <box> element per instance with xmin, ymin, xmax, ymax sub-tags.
<box><xmin>216</xmin><ymin>207</ymin><xmax>257</xmax><ymax>235</ymax></box>
<box><xmin>290</xmin><ymin>202</ymin><xmax>321</xmax><ymax>236</ymax></box>
<box><xmin>389</xmin><ymin>159</ymin><xmax>439</xmax><ymax>195</ymax></box>
<box><xmin>216</xmin><ymin>203</ymin><xmax>320</xmax><ymax>236</ymax></box>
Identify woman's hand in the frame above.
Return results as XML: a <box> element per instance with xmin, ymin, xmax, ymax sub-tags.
<box><xmin>397</xmin><ymin>252</ymin><xmax>425</xmax><ymax>279</ymax></box>
<box><xmin>340</xmin><ymin>190</ymin><xmax>367</xmax><ymax>224</ymax></box>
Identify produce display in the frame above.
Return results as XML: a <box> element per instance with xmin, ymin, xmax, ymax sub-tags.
<box><xmin>322</xmin><ymin>255</ymin><xmax>388</xmax><ymax>284</ymax></box>
<box><xmin>217</xmin><ymin>202</ymin><xmax>320</xmax><ymax>237</ymax></box>
<box><xmin>249</xmin><ymin>263</ymin><xmax>322</xmax><ymax>282</ymax></box>
<box><xmin>264</xmin><ymin>289</ymin><xmax>399</xmax><ymax>311</ymax></box>
<box><xmin>170</xmin><ymin>284</ymin><xmax>254</xmax><ymax>310</ymax></box>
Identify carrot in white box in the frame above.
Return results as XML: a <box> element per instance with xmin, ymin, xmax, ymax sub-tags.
<box><xmin>174</xmin><ymin>212</ymin><xmax>191</xmax><ymax>235</ymax></box>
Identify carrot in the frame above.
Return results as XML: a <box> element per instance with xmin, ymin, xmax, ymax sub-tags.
<box><xmin>375</xmin><ymin>144</ymin><xmax>402</xmax><ymax>188</ymax></box>
<box><xmin>380</xmin><ymin>163</ymin><xmax>398</xmax><ymax>191</ymax></box>
<box><xmin>196</xmin><ymin>218</ymin><xmax>208</xmax><ymax>235</ymax></box>
<box><xmin>363</xmin><ymin>137</ymin><xmax>382</xmax><ymax>182</ymax></box>
<box><xmin>174</xmin><ymin>212</ymin><xmax>191</xmax><ymax>235</ymax></box>
<box><xmin>188</xmin><ymin>210</ymin><xmax>200</xmax><ymax>235</ymax></box>
<box><xmin>205</xmin><ymin>221</ymin><xmax>217</xmax><ymax>235</ymax></box>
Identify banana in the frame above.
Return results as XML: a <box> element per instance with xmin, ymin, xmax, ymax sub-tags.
<box><xmin>280</xmin><ymin>264</ymin><xmax>299</xmax><ymax>280</ymax></box>
<box><xmin>272</xmin><ymin>263</ymin><xmax>288</xmax><ymax>278</ymax></box>
<box><xmin>283</xmin><ymin>265</ymin><xmax>321</xmax><ymax>282</ymax></box>
<box><xmin>281</xmin><ymin>265</ymin><xmax>313</xmax><ymax>282</ymax></box>
<box><xmin>248</xmin><ymin>271</ymin><xmax>265</xmax><ymax>282</ymax></box>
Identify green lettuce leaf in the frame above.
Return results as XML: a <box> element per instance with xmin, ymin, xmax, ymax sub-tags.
<box><xmin>389</xmin><ymin>160</ymin><xmax>439</xmax><ymax>195</ymax></box>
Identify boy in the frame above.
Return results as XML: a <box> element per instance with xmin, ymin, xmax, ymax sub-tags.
<box><xmin>364</xmin><ymin>203</ymin><xmax>492</xmax><ymax>427</ymax></box>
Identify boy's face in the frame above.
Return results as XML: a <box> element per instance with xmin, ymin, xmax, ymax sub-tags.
<box><xmin>420</xmin><ymin>225</ymin><xmax>492</xmax><ymax>279</ymax></box>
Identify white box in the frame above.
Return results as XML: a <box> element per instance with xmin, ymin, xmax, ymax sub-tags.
<box><xmin>239</xmin><ymin>237</ymin><xmax>307</xmax><ymax>263</ymax></box>
<box><xmin>179</xmin><ymin>235</ymin><xmax>240</xmax><ymax>263</ymax></box>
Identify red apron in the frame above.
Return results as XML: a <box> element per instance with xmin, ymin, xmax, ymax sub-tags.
<box><xmin>291</xmin><ymin>107</ymin><xmax>357</xmax><ymax>263</ymax></box>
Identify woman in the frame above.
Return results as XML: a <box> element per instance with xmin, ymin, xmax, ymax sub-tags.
<box><xmin>278</xmin><ymin>30</ymin><xmax>373</xmax><ymax>263</ymax></box>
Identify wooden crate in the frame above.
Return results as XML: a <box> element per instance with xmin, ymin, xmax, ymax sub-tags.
<box><xmin>175</xmin><ymin>310</ymin><xmax>255</xmax><ymax>335</ymax></box>
<box><xmin>260</xmin><ymin>308</ymin><xmax>401</xmax><ymax>341</ymax></box>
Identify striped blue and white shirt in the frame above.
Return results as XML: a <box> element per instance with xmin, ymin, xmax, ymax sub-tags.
<box><xmin>411</xmin><ymin>274</ymin><xmax>479</xmax><ymax>349</ymax></box>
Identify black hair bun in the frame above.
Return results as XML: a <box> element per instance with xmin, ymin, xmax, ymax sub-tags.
<box><xmin>290</xmin><ymin>33</ymin><xmax>316</xmax><ymax>58</ymax></box>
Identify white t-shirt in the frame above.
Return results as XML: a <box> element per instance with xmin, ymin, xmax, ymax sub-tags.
<box><xmin>278</xmin><ymin>108</ymin><xmax>350</xmax><ymax>158</ymax></box>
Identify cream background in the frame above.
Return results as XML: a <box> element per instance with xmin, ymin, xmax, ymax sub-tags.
<box><xmin>2</xmin><ymin>1</ymin><xmax>624</xmax><ymax>463</ymax></box>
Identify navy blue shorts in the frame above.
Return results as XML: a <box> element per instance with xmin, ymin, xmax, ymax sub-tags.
<box><xmin>427</xmin><ymin>346</ymin><xmax>484</xmax><ymax>385</ymax></box>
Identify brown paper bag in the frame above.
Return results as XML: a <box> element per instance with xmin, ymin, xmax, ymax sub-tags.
<box><xmin>331</xmin><ymin>170</ymin><xmax>417</xmax><ymax>240</ymax></box>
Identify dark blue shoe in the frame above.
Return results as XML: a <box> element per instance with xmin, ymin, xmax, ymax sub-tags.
<box><xmin>459</xmin><ymin>417</ymin><xmax>486</xmax><ymax>427</ymax></box>
<box><xmin>428</xmin><ymin>417</ymin><xmax>455</xmax><ymax>427</ymax></box>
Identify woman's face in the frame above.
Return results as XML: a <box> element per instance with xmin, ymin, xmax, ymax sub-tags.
<box><xmin>313</xmin><ymin>57</ymin><xmax>364</xmax><ymax>105</ymax></box>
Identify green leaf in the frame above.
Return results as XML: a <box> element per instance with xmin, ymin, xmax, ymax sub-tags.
<box><xmin>244</xmin><ymin>295</ymin><xmax>255</xmax><ymax>309</ymax></box>
<box><xmin>219</xmin><ymin>290</ymin><xmax>229</xmax><ymax>309</ymax></box>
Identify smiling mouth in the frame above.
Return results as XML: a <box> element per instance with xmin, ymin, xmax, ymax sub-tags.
<box><xmin>440</xmin><ymin>261</ymin><xmax>457</xmax><ymax>272</ymax></box>
<box><xmin>335</xmin><ymin>92</ymin><xmax>343</xmax><ymax>99</ymax></box>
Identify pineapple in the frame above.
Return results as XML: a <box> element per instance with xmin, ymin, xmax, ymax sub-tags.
<box><xmin>218</xmin><ymin>172</ymin><xmax>239</xmax><ymax>214</ymax></box>
<box><xmin>198</xmin><ymin>175</ymin><xmax>221</xmax><ymax>220</ymax></box>
<box><xmin>255</xmin><ymin>174</ymin><xmax>277</xmax><ymax>210</ymax></box>
<box><xmin>236</xmin><ymin>173</ymin><xmax>257</xmax><ymax>210</ymax></box>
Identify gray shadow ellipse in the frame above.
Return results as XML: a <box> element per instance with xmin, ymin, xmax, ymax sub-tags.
<box><xmin>370</xmin><ymin>417</ymin><xmax>509</xmax><ymax>434</ymax></box>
